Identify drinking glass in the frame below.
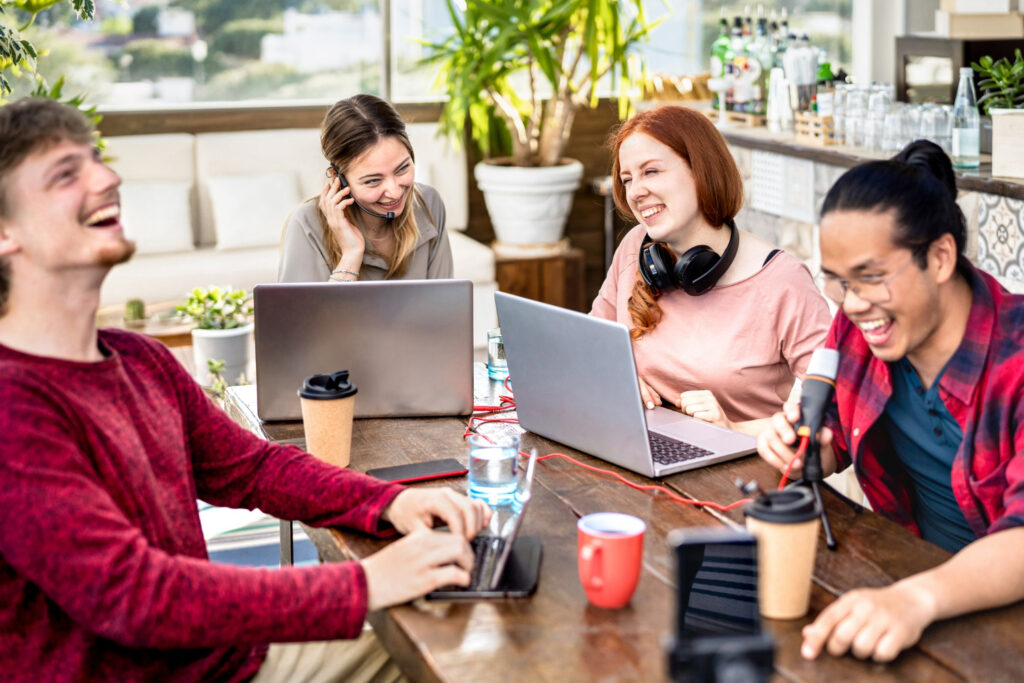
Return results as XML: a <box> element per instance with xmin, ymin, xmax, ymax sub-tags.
<box><xmin>487</xmin><ymin>328</ymin><xmax>509</xmax><ymax>381</ymax></box>
<box><xmin>468</xmin><ymin>433</ymin><xmax>520</xmax><ymax>505</ymax></box>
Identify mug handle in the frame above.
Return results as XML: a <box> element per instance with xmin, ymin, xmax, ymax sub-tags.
<box><xmin>579</xmin><ymin>544</ymin><xmax>604</xmax><ymax>589</ymax></box>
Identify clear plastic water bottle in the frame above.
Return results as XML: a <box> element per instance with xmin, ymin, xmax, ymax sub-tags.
<box><xmin>951</xmin><ymin>67</ymin><xmax>980</xmax><ymax>169</ymax></box>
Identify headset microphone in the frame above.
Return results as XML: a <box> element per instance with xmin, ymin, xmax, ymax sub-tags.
<box><xmin>330</xmin><ymin>165</ymin><xmax>395</xmax><ymax>221</ymax></box>
<box><xmin>793</xmin><ymin>347</ymin><xmax>840</xmax><ymax>550</ymax></box>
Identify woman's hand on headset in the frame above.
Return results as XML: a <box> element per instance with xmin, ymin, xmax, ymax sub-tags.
<box><xmin>678</xmin><ymin>390</ymin><xmax>734</xmax><ymax>430</ymax></box>
<box><xmin>638</xmin><ymin>375</ymin><xmax>663</xmax><ymax>410</ymax></box>
<box><xmin>320</xmin><ymin>170</ymin><xmax>365</xmax><ymax>266</ymax></box>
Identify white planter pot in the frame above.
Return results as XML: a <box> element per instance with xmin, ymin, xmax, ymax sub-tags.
<box><xmin>191</xmin><ymin>323</ymin><xmax>254</xmax><ymax>387</ymax></box>
<box><xmin>991</xmin><ymin>109</ymin><xmax>1024</xmax><ymax>179</ymax></box>
<box><xmin>474</xmin><ymin>159</ymin><xmax>584</xmax><ymax>245</ymax></box>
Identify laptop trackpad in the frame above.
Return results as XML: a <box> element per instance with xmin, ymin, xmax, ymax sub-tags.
<box><xmin>646</xmin><ymin>407</ymin><xmax>739</xmax><ymax>448</ymax></box>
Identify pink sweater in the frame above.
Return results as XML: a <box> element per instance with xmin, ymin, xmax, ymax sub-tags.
<box><xmin>0</xmin><ymin>330</ymin><xmax>404</xmax><ymax>681</ymax></box>
<box><xmin>591</xmin><ymin>226</ymin><xmax>832</xmax><ymax>422</ymax></box>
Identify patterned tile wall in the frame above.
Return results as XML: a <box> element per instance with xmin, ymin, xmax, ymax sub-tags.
<box><xmin>729</xmin><ymin>142</ymin><xmax>1024</xmax><ymax>292</ymax></box>
<box><xmin>978</xmin><ymin>194</ymin><xmax>1024</xmax><ymax>283</ymax></box>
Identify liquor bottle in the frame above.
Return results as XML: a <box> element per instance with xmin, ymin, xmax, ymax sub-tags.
<box><xmin>951</xmin><ymin>67</ymin><xmax>980</xmax><ymax>169</ymax></box>
<box><xmin>750</xmin><ymin>14</ymin><xmax>772</xmax><ymax>115</ymax></box>
<box><xmin>709</xmin><ymin>9</ymin><xmax>731</xmax><ymax>110</ymax></box>
<box><xmin>724</xmin><ymin>17</ymin><xmax>744</xmax><ymax>111</ymax></box>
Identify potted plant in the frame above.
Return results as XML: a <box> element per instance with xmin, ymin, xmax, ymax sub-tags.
<box><xmin>972</xmin><ymin>49</ymin><xmax>1024</xmax><ymax>177</ymax></box>
<box><xmin>421</xmin><ymin>0</ymin><xmax>657</xmax><ymax>247</ymax></box>
<box><xmin>176</xmin><ymin>286</ymin><xmax>254</xmax><ymax>387</ymax></box>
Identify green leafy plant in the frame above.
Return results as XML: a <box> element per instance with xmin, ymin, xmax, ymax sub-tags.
<box><xmin>420</xmin><ymin>0</ymin><xmax>660</xmax><ymax>167</ymax></box>
<box><xmin>176</xmin><ymin>286</ymin><xmax>253</xmax><ymax>330</ymax></box>
<box><xmin>0</xmin><ymin>0</ymin><xmax>95</xmax><ymax>95</ymax></box>
<box><xmin>972</xmin><ymin>49</ymin><xmax>1024</xmax><ymax>116</ymax></box>
<box><xmin>205</xmin><ymin>358</ymin><xmax>229</xmax><ymax>403</ymax></box>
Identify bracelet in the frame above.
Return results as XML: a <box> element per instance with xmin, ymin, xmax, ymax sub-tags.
<box><xmin>329</xmin><ymin>274</ymin><xmax>356</xmax><ymax>282</ymax></box>
<box><xmin>332</xmin><ymin>268</ymin><xmax>360</xmax><ymax>279</ymax></box>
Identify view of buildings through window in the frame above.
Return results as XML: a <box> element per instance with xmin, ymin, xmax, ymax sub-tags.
<box><xmin>7</xmin><ymin>0</ymin><xmax>850</xmax><ymax>108</ymax></box>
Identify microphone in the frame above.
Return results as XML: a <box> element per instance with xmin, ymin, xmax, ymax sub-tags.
<box><xmin>794</xmin><ymin>348</ymin><xmax>838</xmax><ymax>483</ymax></box>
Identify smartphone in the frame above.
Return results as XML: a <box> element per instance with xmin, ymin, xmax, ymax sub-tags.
<box><xmin>667</xmin><ymin>528</ymin><xmax>774</xmax><ymax>683</ymax></box>
<box><xmin>365</xmin><ymin>458</ymin><xmax>467</xmax><ymax>484</ymax></box>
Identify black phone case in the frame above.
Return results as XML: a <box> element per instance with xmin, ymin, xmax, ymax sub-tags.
<box><xmin>365</xmin><ymin>458</ymin><xmax>467</xmax><ymax>484</ymax></box>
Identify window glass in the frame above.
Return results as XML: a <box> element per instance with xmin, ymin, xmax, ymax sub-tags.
<box><xmin>9</xmin><ymin>0</ymin><xmax>851</xmax><ymax>107</ymax></box>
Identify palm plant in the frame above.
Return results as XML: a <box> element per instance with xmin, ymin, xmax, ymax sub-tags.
<box><xmin>421</xmin><ymin>0</ymin><xmax>659</xmax><ymax>167</ymax></box>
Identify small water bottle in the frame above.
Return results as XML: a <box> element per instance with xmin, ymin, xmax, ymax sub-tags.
<box><xmin>951</xmin><ymin>67</ymin><xmax>980</xmax><ymax>169</ymax></box>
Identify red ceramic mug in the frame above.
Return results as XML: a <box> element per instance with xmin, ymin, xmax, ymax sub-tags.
<box><xmin>577</xmin><ymin>512</ymin><xmax>646</xmax><ymax>609</ymax></box>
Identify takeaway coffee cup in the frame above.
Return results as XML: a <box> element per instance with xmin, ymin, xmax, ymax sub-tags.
<box><xmin>743</xmin><ymin>487</ymin><xmax>821</xmax><ymax>619</ymax></box>
<box><xmin>298</xmin><ymin>370</ymin><xmax>358</xmax><ymax>467</ymax></box>
<box><xmin>577</xmin><ymin>512</ymin><xmax>646</xmax><ymax>609</ymax></box>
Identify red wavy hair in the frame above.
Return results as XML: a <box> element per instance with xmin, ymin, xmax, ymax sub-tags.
<box><xmin>608</xmin><ymin>106</ymin><xmax>743</xmax><ymax>339</ymax></box>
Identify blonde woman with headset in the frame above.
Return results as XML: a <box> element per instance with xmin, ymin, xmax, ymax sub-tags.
<box><xmin>278</xmin><ymin>94</ymin><xmax>452</xmax><ymax>283</ymax></box>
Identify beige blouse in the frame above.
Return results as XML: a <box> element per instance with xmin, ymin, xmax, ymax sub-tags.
<box><xmin>591</xmin><ymin>225</ymin><xmax>832</xmax><ymax>422</ymax></box>
<box><xmin>277</xmin><ymin>182</ymin><xmax>454</xmax><ymax>282</ymax></box>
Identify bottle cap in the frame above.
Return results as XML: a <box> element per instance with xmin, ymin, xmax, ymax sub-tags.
<box><xmin>743</xmin><ymin>487</ymin><xmax>820</xmax><ymax>523</ymax></box>
<box><xmin>298</xmin><ymin>370</ymin><xmax>357</xmax><ymax>400</ymax></box>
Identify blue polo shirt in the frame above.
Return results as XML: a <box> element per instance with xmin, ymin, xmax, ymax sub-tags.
<box><xmin>881</xmin><ymin>358</ymin><xmax>977</xmax><ymax>553</ymax></box>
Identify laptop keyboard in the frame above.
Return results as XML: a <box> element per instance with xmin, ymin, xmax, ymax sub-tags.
<box><xmin>438</xmin><ymin>535</ymin><xmax>506</xmax><ymax>593</ymax></box>
<box><xmin>649</xmin><ymin>432</ymin><xmax>713</xmax><ymax>466</ymax></box>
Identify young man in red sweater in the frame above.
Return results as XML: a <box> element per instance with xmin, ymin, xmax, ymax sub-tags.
<box><xmin>0</xmin><ymin>98</ymin><xmax>490</xmax><ymax>681</ymax></box>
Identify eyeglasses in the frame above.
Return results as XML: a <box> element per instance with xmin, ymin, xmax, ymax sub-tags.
<box><xmin>820</xmin><ymin>254</ymin><xmax>919</xmax><ymax>304</ymax></box>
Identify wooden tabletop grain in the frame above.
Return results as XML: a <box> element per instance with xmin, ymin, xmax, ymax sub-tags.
<box><xmin>223</xmin><ymin>367</ymin><xmax>1024</xmax><ymax>683</ymax></box>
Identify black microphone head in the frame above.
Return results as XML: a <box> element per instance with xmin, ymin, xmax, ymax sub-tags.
<box><xmin>385</xmin><ymin>211</ymin><xmax>395</xmax><ymax>221</ymax></box>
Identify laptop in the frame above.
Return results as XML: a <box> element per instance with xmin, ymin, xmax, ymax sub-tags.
<box><xmin>254</xmin><ymin>280</ymin><xmax>473</xmax><ymax>421</ymax></box>
<box><xmin>427</xmin><ymin>448</ymin><xmax>542</xmax><ymax>599</ymax></box>
<box><xmin>495</xmin><ymin>292</ymin><xmax>756</xmax><ymax>478</ymax></box>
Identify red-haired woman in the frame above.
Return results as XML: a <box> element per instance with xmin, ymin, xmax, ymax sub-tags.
<box><xmin>591</xmin><ymin>106</ymin><xmax>831</xmax><ymax>435</ymax></box>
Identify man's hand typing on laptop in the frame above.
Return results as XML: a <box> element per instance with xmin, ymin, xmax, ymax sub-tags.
<box><xmin>362</xmin><ymin>489</ymin><xmax>491</xmax><ymax>610</ymax></box>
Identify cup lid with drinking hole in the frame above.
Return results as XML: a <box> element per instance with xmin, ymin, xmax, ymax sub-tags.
<box><xmin>298</xmin><ymin>370</ymin><xmax>357</xmax><ymax>400</ymax></box>
<box><xmin>743</xmin><ymin>487</ymin><xmax>820</xmax><ymax>524</ymax></box>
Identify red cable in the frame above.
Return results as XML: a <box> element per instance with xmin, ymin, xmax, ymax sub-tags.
<box><xmin>778</xmin><ymin>435</ymin><xmax>809</xmax><ymax>490</ymax></box>
<box><xmin>465</xmin><ymin>375</ymin><xmax>750</xmax><ymax>513</ymax></box>
<box><xmin>525</xmin><ymin>450</ymin><xmax>752</xmax><ymax>513</ymax></box>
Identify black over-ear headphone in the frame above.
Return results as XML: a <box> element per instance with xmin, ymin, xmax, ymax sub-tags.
<box><xmin>638</xmin><ymin>218</ymin><xmax>739</xmax><ymax>296</ymax></box>
<box><xmin>329</xmin><ymin>163</ymin><xmax>395</xmax><ymax>221</ymax></box>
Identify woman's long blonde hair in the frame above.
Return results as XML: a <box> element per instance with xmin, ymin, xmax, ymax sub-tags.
<box><xmin>609</xmin><ymin>106</ymin><xmax>744</xmax><ymax>339</ymax></box>
<box><xmin>318</xmin><ymin>94</ymin><xmax>433</xmax><ymax>278</ymax></box>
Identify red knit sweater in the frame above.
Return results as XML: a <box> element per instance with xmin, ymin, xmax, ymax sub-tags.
<box><xmin>0</xmin><ymin>330</ymin><xmax>404</xmax><ymax>681</ymax></box>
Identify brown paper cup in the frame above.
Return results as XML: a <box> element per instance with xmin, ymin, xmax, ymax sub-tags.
<box><xmin>746</xmin><ymin>515</ymin><xmax>820</xmax><ymax>619</ymax></box>
<box><xmin>299</xmin><ymin>394</ymin><xmax>356</xmax><ymax>467</ymax></box>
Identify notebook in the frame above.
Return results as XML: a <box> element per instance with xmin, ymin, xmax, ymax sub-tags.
<box><xmin>427</xmin><ymin>448</ymin><xmax>542</xmax><ymax>599</ymax></box>
<box><xmin>253</xmin><ymin>280</ymin><xmax>473</xmax><ymax>421</ymax></box>
<box><xmin>495</xmin><ymin>292</ymin><xmax>757</xmax><ymax>478</ymax></box>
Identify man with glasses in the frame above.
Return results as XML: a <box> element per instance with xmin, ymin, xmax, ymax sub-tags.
<box><xmin>759</xmin><ymin>141</ymin><xmax>1024</xmax><ymax>663</ymax></box>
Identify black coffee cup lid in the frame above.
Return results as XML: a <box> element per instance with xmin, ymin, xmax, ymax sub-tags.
<box><xmin>743</xmin><ymin>487</ymin><xmax>820</xmax><ymax>523</ymax></box>
<box><xmin>298</xmin><ymin>371</ymin><xmax>357</xmax><ymax>400</ymax></box>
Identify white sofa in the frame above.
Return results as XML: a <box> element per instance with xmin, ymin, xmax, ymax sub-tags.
<box><xmin>101</xmin><ymin>124</ymin><xmax>498</xmax><ymax>348</ymax></box>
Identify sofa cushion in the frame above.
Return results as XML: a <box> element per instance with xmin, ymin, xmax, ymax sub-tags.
<box><xmin>119</xmin><ymin>180</ymin><xmax>195</xmax><ymax>255</ymax></box>
<box><xmin>406</xmin><ymin>122</ymin><xmax>468</xmax><ymax>232</ymax></box>
<box><xmin>207</xmin><ymin>171</ymin><xmax>301</xmax><ymax>251</ymax></box>
<box><xmin>195</xmin><ymin>129</ymin><xmax>325</xmax><ymax>246</ymax></box>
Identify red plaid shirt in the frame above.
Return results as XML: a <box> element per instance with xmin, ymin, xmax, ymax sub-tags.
<box><xmin>826</xmin><ymin>265</ymin><xmax>1024</xmax><ymax>538</ymax></box>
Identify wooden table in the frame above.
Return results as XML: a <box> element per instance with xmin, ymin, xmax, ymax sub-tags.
<box><xmin>224</xmin><ymin>367</ymin><xmax>1024</xmax><ymax>682</ymax></box>
<box><xmin>97</xmin><ymin>300</ymin><xmax>195</xmax><ymax>348</ymax></box>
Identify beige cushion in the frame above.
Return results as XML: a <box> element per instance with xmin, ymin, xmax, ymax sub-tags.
<box><xmin>407</xmin><ymin>122</ymin><xmax>468</xmax><ymax>231</ymax></box>
<box><xmin>119</xmin><ymin>180</ymin><xmax>194</xmax><ymax>255</ymax></box>
<box><xmin>195</xmin><ymin>129</ymin><xmax>325</xmax><ymax>246</ymax></box>
<box><xmin>207</xmin><ymin>172</ymin><xmax>300</xmax><ymax>251</ymax></box>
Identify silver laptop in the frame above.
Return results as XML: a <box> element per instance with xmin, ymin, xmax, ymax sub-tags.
<box><xmin>495</xmin><ymin>292</ymin><xmax>756</xmax><ymax>478</ymax></box>
<box><xmin>254</xmin><ymin>280</ymin><xmax>473</xmax><ymax>421</ymax></box>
